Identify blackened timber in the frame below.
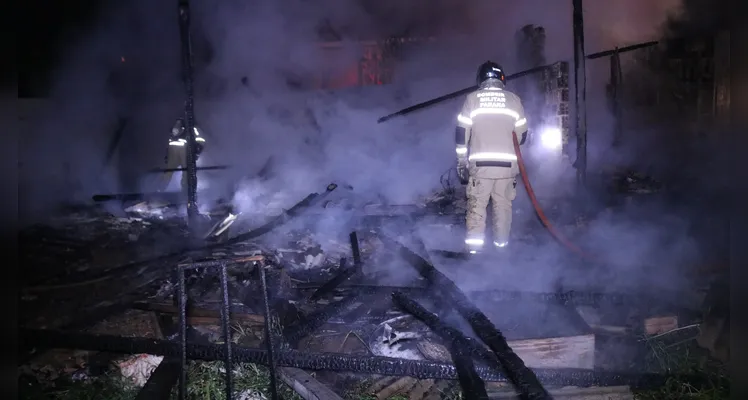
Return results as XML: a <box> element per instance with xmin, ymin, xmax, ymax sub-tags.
<box><xmin>218</xmin><ymin>263</ymin><xmax>234</xmax><ymax>400</ymax></box>
<box><xmin>92</xmin><ymin>192</ymin><xmax>184</xmax><ymax>203</ymax></box>
<box><xmin>309</xmin><ymin>258</ymin><xmax>355</xmax><ymax>301</ymax></box>
<box><xmin>376</xmin><ymin>64</ymin><xmax>554</xmax><ymax>123</ymax></box>
<box><xmin>349</xmin><ymin>231</ymin><xmax>362</xmax><ymax>266</ymax></box>
<box><xmin>219</xmin><ymin>183</ymin><xmax>338</xmax><ymax>247</ymax></box>
<box><xmin>134</xmin><ymin>313</ymin><xmax>182</xmax><ymax>400</ymax></box>
<box><xmin>22</xmin><ymin>329</ymin><xmax>704</xmax><ymax>388</ymax></box>
<box><xmin>177</xmin><ymin>0</ymin><xmax>199</xmax><ymax>220</ymax></box>
<box><xmin>392</xmin><ymin>292</ymin><xmax>490</xmax><ymax>400</ymax></box>
<box><xmin>380</xmin><ymin>235</ymin><xmax>550</xmax><ymax>399</ymax></box>
<box><xmin>258</xmin><ymin>264</ymin><xmax>281</xmax><ymax>400</ymax></box>
<box><xmin>147</xmin><ymin>165</ymin><xmax>230</xmax><ymax>173</ymax></box>
<box><xmin>176</xmin><ymin>267</ymin><xmax>188</xmax><ymax>400</ymax></box>
<box><xmin>134</xmin><ymin>360</ymin><xmax>181</xmax><ymax>400</ymax></box>
<box><xmin>74</xmin><ymin>184</ymin><xmax>337</xmax><ymax>287</ymax></box>
<box><xmin>297</xmin><ymin>284</ymin><xmax>633</xmax><ymax>307</ymax></box>
<box><xmin>309</xmin><ymin>231</ymin><xmax>363</xmax><ymax>301</ymax></box>
<box><xmin>572</xmin><ymin>0</ymin><xmax>588</xmax><ymax>185</ymax></box>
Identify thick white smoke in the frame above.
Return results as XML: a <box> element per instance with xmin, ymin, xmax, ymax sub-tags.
<box><xmin>21</xmin><ymin>0</ymin><xmax>713</xmax><ymax>300</ymax></box>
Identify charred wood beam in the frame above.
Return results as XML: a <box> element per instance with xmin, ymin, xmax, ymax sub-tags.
<box><xmin>177</xmin><ymin>0</ymin><xmax>199</xmax><ymax>220</ymax></box>
<box><xmin>217</xmin><ymin>263</ymin><xmax>235</xmax><ymax>400</ymax></box>
<box><xmin>92</xmin><ymin>192</ymin><xmax>184</xmax><ymax>203</ymax></box>
<box><xmin>298</xmin><ymin>284</ymin><xmax>633</xmax><ymax>307</ymax></box>
<box><xmin>218</xmin><ymin>183</ymin><xmax>338</xmax><ymax>247</ymax></box>
<box><xmin>134</xmin><ymin>360</ymin><xmax>181</xmax><ymax>400</ymax></box>
<box><xmin>146</xmin><ymin>165</ymin><xmax>230</xmax><ymax>173</ymax></box>
<box><xmin>21</xmin><ymin>329</ymin><xmax>704</xmax><ymax>388</ymax></box>
<box><xmin>309</xmin><ymin>258</ymin><xmax>353</xmax><ymax>301</ymax></box>
<box><xmin>392</xmin><ymin>292</ymin><xmax>490</xmax><ymax>400</ymax></box>
<box><xmin>134</xmin><ymin>313</ymin><xmax>182</xmax><ymax>400</ymax></box>
<box><xmin>379</xmin><ymin>235</ymin><xmax>549</xmax><ymax>399</ymax></box>
<box><xmin>258</xmin><ymin>263</ymin><xmax>281</xmax><ymax>400</ymax></box>
<box><xmin>176</xmin><ymin>267</ymin><xmax>188</xmax><ymax>399</ymax></box>
<box><xmin>309</xmin><ymin>231</ymin><xmax>363</xmax><ymax>301</ymax></box>
<box><xmin>74</xmin><ymin>184</ymin><xmax>337</xmax><ymax>287</ymax></box>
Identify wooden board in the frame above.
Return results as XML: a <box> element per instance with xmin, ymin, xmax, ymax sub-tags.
<box><xmin>508</xmin><ymin>334</ymin><xmax>595</xmax><ymax>369</ymax></box>
<box><xmin>132</xmin><ymin>302</ymin><xmax>265</xmax><ymax>325</ymax></box>
<box><xmin>488</xmin><ymin>385</ymin><xmax>633</xmax><ymax>399</ymax></box>
<box><xmin>462</xmin><ymin>297</ymin><xmax>596</xmax><ymax>369</ymax></box>
<box><xmin>278</xmin><ymin>367</ymin><xmax>344</xmax><ymax>400</ymax></box>
<box><xmin>415</xmin><ymin>334</ymin><xmax>595</xmax><ymax>370</ymax></box>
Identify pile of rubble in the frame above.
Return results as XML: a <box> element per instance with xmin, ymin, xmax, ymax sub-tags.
<box><xmin>20</xmin><ymin>183</ymin><xmax>718</xmax><ymax>400</ymax></box>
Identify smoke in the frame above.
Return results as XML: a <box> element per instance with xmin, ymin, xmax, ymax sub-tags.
<box><xmin>21</xmin><ymin>0</ymin><xmax>714</xmax><ymax>309</ymax></box>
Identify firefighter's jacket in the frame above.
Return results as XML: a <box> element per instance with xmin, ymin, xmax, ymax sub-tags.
<box><xmin>455</xmin><ymin>79</ymin><xmax>528</xmax><ymax>179</ymax></box>
<box><xmin>168</xmin><ymin>119</ymin><xmax>206</xmax><ymax>154</ymax></box>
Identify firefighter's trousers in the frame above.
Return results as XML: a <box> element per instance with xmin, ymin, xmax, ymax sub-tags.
<box><xmin>160</xmin><ymin>145</ymin><xmax>188</xmax><ymax>192</ymax></box>
<box><xmin>465</xmin><ymin>176</ymin><xmax>517</xmax><ymax>252</ymax></box>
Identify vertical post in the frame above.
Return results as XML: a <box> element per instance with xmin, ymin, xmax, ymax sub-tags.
<box><xmin>610</xmin><ymin>48</ymin><xmax>623</xmax><ymax>147</ymax></box>
<box><xmin>258</xmin><ymin>262</ymin><xmax>280</xmax><ymax>400</ymax></box>
<box><xmin>218</xmin><ymin>263</ymin><xmax>234</xmax><ymax>400</ymax></box>
<box><xmin>572</xmin><ymin>0</ymin><xmax>588</xmax><ymax>186</ymax></box>
<box><xmin>176</xmin><ymin>267</ymin><xmax>187</xmax><ymax>400</ymax></box>
<box><xmin>177</xmin><ymin>0</ymin><xmax>199</xmax><ymax>222</ymax></box>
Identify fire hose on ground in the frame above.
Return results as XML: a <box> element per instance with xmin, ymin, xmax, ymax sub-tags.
<box><xmin>511</xmin><ymin>132</ymin><xmax>599</xmax><ymax>262</ymax></box>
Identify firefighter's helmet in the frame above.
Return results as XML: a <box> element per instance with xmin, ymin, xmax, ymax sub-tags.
<box><xmin>476</xmin><ymin>61</ymin><xmax>506</xmax><ymax>85</ymax></box>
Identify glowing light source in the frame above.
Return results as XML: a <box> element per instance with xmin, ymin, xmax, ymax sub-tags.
<box><xmin>540</xmin><ymin>127</ymin><xmax>562</xmax><ymax>150</ymax></box>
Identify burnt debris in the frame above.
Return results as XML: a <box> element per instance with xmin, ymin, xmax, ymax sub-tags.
<box><xmin>20</xmin><ymin>182</ymin><xmax>704</xmax><ymax>399</ymax></box>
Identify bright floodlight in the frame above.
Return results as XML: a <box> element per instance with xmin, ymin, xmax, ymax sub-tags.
<box><xmin>540</xmin><ymin>127</ymin><xmax>562</xmax><ymax>150</ymax></box>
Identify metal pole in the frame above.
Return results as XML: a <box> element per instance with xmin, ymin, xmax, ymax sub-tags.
<box><xmin>177</xmin><ymin>0</ymin><xmax>199</xmax><ymax>221</ymax></box>
<box><xmin>572</xmin><ymin>0</ymin><xmax>588</xmax><ymax>186</ymax></box>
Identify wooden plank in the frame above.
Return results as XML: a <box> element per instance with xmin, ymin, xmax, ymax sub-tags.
<box><xmin>132</xmin><ymin>302</ymin><xmax>265</xmax><ymax>325</ymax></box>
<box><xmin>278</xmin><ymin>367</ymin><xmax>344</xmax><ymax>400</ymax></box>
<box><xmin>415</xmin><ymin>333</ymin><xmax>594</xmax><ymax>370</ymax></box>
<box><xmin>509</xmin><ymin>334</ymin><xmax>595</xmax><ymax>370</ymax></box>
<box><xmin>488</xmin><ymin>385</ymin><xmax>633</xmax><ymax>399</ymax></box>
<box><xmin>644</xmin><ymin>316</ymin><xmax>678</xmax><ymax>336</ymax></box>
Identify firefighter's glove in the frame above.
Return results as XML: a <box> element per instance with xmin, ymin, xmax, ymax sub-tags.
<box><xmin>457</xmin><ymin>162</ymin><xmax>469</xmax><ymax>185</ymax></box>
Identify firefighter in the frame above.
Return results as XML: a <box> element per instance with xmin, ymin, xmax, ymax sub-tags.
<box><xmin>455</xmin><ymin>61</ymin><xmax>528</xmax><ymax>254</ymax></box>
<box><xmin>159</xmin><ymin>116</ymin><xmax>207</xmax><ymax>193</ymax></box>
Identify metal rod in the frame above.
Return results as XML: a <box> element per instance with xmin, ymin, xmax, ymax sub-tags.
<box><xmin>259</xmin><ymin>263</ymin><xmax>281</xmax><ymax>400</ymax></box>
<box><xmin>22</xmin><ymin>329</ymin><xmax>704</xmax><ymax>388</ymax></box>
<box><xmin>176</xmin><ymin>267</ymin><xmax>187</xmax><ymax>400</ymax></box>
<box><xmin>572</xmin><ymin>0</ymin><xmax>588</xmax><ymax>186</ymax></box>
<box><xmin>177</xmin><ymin>0</ymin><xmax>199</xmax><ymax>220</ymax></box>
<box><xmin>218</xmin><ymin>263</ymin><xmax>234</xmax><ymax>400</ymax></box>
<box><xmin>392</xmin><ymin>292</ymin><xmax>492</xmax><ymax>400</ymax></box>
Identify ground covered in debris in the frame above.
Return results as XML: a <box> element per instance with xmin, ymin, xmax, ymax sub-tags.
<box><xmin>19</xmin><ymin>184</ymin><xmax>729</xmax><ymax>399</ymax></box>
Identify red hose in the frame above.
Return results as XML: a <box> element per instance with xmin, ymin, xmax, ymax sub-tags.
<box><xmin>512</xmin><ymin>132</ymin><xmax>599</xmax><ymax>262</ymax></box>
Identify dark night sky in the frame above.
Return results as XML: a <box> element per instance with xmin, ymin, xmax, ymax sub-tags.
<box><xmin>18</xmin><ymin>0</ymin><xmax>102</xmax><ymax>96</ymax></box>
